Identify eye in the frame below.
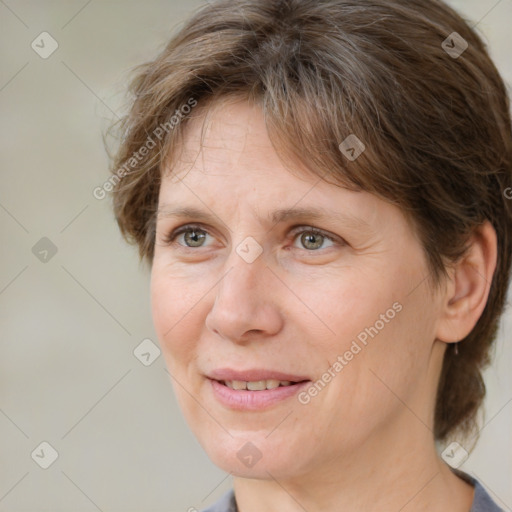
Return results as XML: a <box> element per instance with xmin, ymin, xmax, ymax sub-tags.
<box><xmin>163</xmin><ymin>224</ymin><xmax>213</xmax><ymax>248</ymax></box>
<box><xmin>161</xmin><ymin>224</ymin><xmax>342</xmax><ymax>252</ymax></box>
<box><xmin>290</xmin><ymin>227</ymin><xmax>337</xmax><ymax>251</ymax></box>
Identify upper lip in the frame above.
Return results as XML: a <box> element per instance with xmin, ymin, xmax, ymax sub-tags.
<box><xmin>207</xmin><ymin>368</ymin><xmax>311</xmax><ymax>382</ymax></box>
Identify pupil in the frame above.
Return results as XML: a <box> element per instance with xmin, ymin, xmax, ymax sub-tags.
<box><xmin>185</xmin><ymin>230</ymin><xmax>205</xmax><ymax>247</ymax></box>
<box><xmin>302</xmin><ymin>232</ymin><xmax>322</xmax><ymax>250</ymax></box>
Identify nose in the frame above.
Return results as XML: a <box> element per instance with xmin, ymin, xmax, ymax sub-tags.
<box><xmin>204</xmin><ymin>248</ymin><xmax>284</xmax><ymax>344</ymax></box>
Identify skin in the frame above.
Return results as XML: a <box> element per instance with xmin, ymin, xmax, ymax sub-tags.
<box><xmin>150</xmin><ymin>98</ymin><xmax>497</xmax><ymax>511</ymax></box>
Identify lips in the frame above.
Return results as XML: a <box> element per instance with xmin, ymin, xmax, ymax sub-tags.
<box><xmin>206</xmin><ymin>368</ymin><xmax>311</xmax><ymax>410</ymax></box>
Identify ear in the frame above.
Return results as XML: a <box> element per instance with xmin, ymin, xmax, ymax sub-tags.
<box><xmin>435</xmin><ymin>220</ymin><xmax>497</xmax><ymax>344</ymax></box>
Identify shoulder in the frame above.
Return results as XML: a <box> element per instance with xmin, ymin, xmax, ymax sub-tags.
<box><xmin>471</xmin><ymin>478</ymin><xmax>504</xmax><ymax>512</ymax></box>
<box><xmin>453</xmin><ymin>470</ymin><xmax>504</xmax><ymax>512</ymax></box>
<box><xmin>200</xmin><ymin>489</ymin><xmax>237</xmax><ymax>512</ymax></box>
<box><xmin>198</xmin><ymin>477</ymin><xmax>505</xmax><ymax>512</ymax></box>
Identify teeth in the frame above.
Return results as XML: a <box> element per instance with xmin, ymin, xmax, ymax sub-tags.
<box><xmin>223</xmin><ymin>379</ymin><xmax>296</xmax><ymax>390</ymax></box>
<box><xmin>231</xmin><ymin>380</ymin><xmax>247</xmax><ymax>390</ymax></box>
<box><xmin>264</xmin><ymin>379</ymin><xmax>281</xmax><ymax>390</ymax></box>
<box><xmin>247</xmin><ymin>380</ymin><xmax>267</xmax><ymax>391</ymax></box>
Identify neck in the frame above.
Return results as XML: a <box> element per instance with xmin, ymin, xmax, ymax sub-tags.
<box><xmin>232</xmin><ymin>420</ymin><xmax>474</xmax><ymax>512</ymax></box>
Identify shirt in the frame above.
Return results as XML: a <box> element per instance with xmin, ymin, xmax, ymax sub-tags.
<box><xmin>200</xmin><ymin>472</ymin><xmax>503</xmax><ymax>512</ymax></box>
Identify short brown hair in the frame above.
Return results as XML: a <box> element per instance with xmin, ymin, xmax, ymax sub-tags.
<box><xmin>108</xmin><ymin>0</ymin><xmax>512</xmax><ymax>442</ymax></box>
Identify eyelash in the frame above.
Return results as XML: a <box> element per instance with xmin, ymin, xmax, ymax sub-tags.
<box><xmin>161</xmin><ymin>223</ymin><xmax>341</xmax><ymax>251</ymax></box>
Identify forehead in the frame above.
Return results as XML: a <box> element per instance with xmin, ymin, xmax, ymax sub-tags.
<box><xmin>165</xmin><ymin>98</ymin><xmax>308</xmax><ymax>182</ymax></box>
<box><xmin>158</xmin><ymin>98</ymin><xmax>407</xmax><ymax>237</ymax></box>
<box><xmin>162</xmin><ymin>101</ymin><xmax>340</xmax><ymax>206</ymax></box>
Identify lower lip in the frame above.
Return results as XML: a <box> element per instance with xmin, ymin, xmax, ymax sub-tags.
<box><xmin>209</xmin><ymin>378</ymin><xmax>311</xmax><ymax>411</ymax></box>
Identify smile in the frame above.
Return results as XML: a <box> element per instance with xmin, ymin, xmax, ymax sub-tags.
<box><xmin>222</xmin><ymin>379</ymin><xmax>297</xmax><ymax>390</ymax></box>
<box><xmin>209</xmin><ymin>378</ymin><xmax>311</xmax><ymax>410</ymax></box>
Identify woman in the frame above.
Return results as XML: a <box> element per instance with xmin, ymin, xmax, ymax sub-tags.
<box><xmin>109</xmin><ymin>0</ymin><xmax>511</xmax><ymax>510</ymax></box>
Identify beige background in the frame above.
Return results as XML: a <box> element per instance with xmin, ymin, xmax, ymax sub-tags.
<box><xmin>0</xmin><ymin>1</ymin><xmax>511</xmax><ymax>510</ymax></box>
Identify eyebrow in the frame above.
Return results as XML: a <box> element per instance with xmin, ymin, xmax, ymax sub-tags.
<box><xmin>156</xmin><ymin>205</ymin><xmax>372</xmax><ymax>232</ymax></box>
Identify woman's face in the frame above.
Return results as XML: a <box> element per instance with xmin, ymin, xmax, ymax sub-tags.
<box><xmin>151</xmin><ymin>99</ymin><xmax>446</xmax><ymax>480</ymax></box>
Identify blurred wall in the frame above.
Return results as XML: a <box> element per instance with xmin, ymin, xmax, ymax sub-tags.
<box><xmin>0</xmin><ymin>1</ymin><xmax>511</xmax><ymax>510</ymax></box>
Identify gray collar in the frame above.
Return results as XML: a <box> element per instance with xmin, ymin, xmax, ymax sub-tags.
<box><xmin>201</xmin><ymin>471</ymin><xmax>503</xmax><ymax>512</ymax></box>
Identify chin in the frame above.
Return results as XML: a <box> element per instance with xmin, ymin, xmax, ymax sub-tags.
<box><xmin>198</xmin><ymin>428</ymin><xmax>303</xmax><ymax>479</ymax></box>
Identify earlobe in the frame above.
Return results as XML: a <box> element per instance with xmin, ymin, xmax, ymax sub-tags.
<box><xmin>436</xmin><ymin>221</ymin><xmax>497</xmax><ymax>344</ymax></box>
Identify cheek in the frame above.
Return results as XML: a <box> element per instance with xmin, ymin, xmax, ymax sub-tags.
<box><xmin>307</xmin><ymin>266</ymin><xmax>431</xmax><ymax>410</ymax></box>
<box><xmin>297</xmin><ymin>268</ymin><xmax>396</xmax><ymax>350</ymax></box>
<box><xmin>150</xmin><ymin>267</ymin><xmax>207</xmax><ymax>369</ymax></box>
